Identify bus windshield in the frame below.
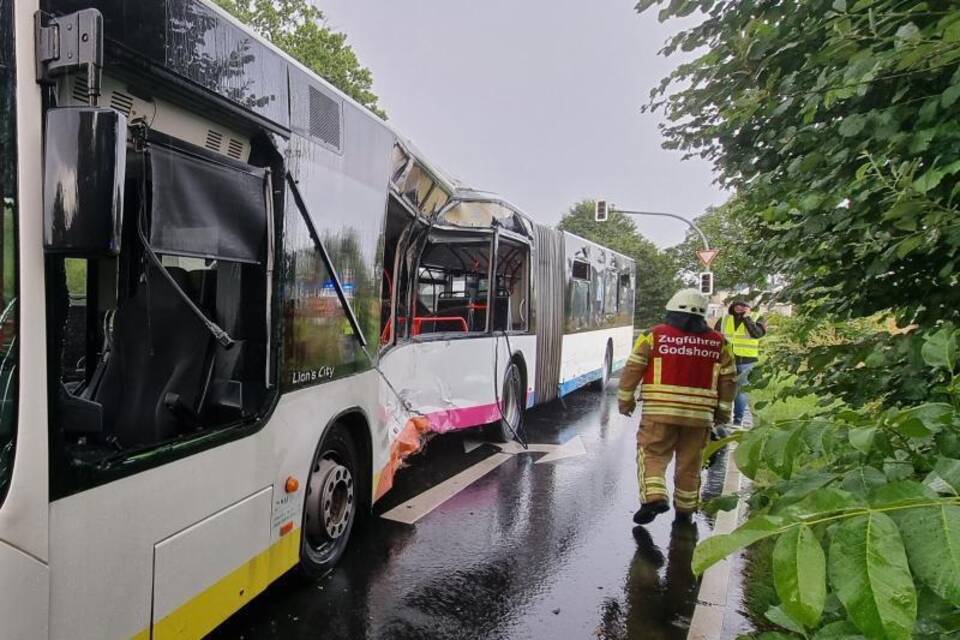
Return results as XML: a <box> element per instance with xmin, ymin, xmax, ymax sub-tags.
<box><xmin>0</xmin><ymin>0</ymin><xmax>19</xmax><ymax>507</ymax></box>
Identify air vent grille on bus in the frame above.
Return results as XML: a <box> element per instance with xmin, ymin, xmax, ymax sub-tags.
<box><xmin>205</xmin><ymin>129</ymin><xmax>223</xmax><ymax>153</ymax></box>
<box><xmin>227</xmin><ymin>138</ymin><xmax>244</xmax><ymax>160</ymax></box>
<box><xmin>308</xmin><ymin>85</ymin><xmax>342</xmax><ymax>150</ymax></box>
<box><xmin>72</xmin><ymin>75</ymin><xmax>89</xmax><ymax>103</ymax></box>
<box><xmin>109</xmin><ymin>91</ymin><xmax>135</xmax><ymax>117</ymax></box>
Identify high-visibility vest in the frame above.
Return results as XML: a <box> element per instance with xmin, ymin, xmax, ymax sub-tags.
<box><xmin>638</xmin><ymin>324</ymin><xmax>726</xmax><ymax>424</ymax></box>
<box><xmin>721</xmin><ymin>315</ymin><xmax>760</xmax><ymax>358</ymax></box>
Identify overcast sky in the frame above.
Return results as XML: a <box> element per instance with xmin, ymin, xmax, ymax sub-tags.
<box><xmin>316</xmin><ymin>0</ymin><xmax>726</xmax><ymax>247</ymax></box>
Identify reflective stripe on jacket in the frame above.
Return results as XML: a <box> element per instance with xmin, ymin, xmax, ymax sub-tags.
<box><xmin>721</xmin><ymin>315</ymin><xmax>760</xmax><ymax>359</ymax></box>
<box><xmin>618</xmin><ymin>324</ymin><xmax>737</xmax><ymax>427</ymax></box>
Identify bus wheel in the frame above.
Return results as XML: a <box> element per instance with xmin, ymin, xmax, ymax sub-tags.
<box><xmin>488</xmin><ymin>361</ymin><xmax>524</xmax><ymax>443</ymax></box>
<box><xmin>592</xmin><ymin>342</ymin><xmax>613</xmax><ymax>391</ymax></box>
<box><xmin>301</xmin><ymin>424</ymin><xmax>358</xmax><ymax>578</ymax></box>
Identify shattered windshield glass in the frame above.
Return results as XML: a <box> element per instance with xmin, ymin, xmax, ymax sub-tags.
<box><xmin>0</xmin><ymin>0</ymin><xmax>19</xmax><ymax>507</ymax></box>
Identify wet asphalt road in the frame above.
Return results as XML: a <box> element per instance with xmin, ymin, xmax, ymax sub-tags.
<box><xmin>213</xmin><ymin>380</ymin><xmax>728</xmax><ymax>640</ymax></box>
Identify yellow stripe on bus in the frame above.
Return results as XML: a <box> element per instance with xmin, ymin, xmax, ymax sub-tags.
<box><xmin>143</xmin><ymin>529</ymin><xmax>301</xmax><ymax>640</ymax></box>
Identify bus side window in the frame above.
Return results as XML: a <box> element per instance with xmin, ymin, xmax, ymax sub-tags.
<box><xmin>494</xmin><ymin>239</ymin><xmax>530</xmax><ymax>333</ymax></box>
<box><xmin>48</xmin><ymin>139</ymin><xmax>275</xmax><ymax>470</ymax></box>
<box><xmin>569</xmin><ymin>259</ymin><xmax>591</xmax><ymax>331</ymax></box>
<box><xmin>410</xmin><ymin>237</ymin><xmax>491</xmax><ymax>336</ymax></box>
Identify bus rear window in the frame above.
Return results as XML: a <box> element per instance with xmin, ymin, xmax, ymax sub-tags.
<box><xmin>0</xmin><ymin>0</ymin><xmax>19</xmax><ymax>508</ymax></box>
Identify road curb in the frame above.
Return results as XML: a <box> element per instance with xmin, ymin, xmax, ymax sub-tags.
<box><xmin>687</xmin><ymin>446</ymin><xmax>743</xmax><ymax>640</ymax></box>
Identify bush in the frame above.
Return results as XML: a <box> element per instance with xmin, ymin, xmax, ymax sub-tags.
<box><xmin>701</xmin><ymin>324</ymin><xmax>960</xmax><ymax>639</ymax></box>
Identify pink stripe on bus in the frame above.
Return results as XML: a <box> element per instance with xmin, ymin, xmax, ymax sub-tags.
<box><xmin>425</xmin><ymin>403</ymin><xmax>503</xmax><ymax>434</ymax></box>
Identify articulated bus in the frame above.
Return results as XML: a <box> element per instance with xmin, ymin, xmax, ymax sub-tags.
<box><xmin>0</xmin><ymin>1</ymin><xmax>636</xmax><ymax>637</ymax></box>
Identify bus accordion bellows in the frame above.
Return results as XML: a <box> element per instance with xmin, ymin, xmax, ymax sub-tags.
<box><xmin>0</xmin><ymin>1</ymin><xmax>637</xmax><ymax>638</ymax></box>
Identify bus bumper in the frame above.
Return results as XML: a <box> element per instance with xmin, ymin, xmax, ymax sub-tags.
<box><xmin>0</xmin><ymin>539</ymin><xmax>49</xmax><ymax>639</ymax></box>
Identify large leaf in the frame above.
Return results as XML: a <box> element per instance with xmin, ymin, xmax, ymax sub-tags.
<box><xmin>848</xmin><ymin>426</ymin><xmax>877</xmax><ymax>454</ymax></box>
<box><xmin>812</xmin><ymin>620</ymin><xmax>865</xmax><ymax>639</ymax></box>
<box><xmin>779</xmin><ymin>487</ymin><xmax>863</xmax><ymax>519</ymax></box>
<box><xmin>734</xmin><ymin>429</ymin><xmax>767</xmax><ymax>479</ymax></box>
<box><xmin>828</xmin><ymin>512</ymin><xmax>917</xmax><ymax>639</ymax></box>
<box><xmin>868</xmin><ymin>480</ymin><xmax>937</xmax><ymax>508</ymax></box>
<box><xmin>765</xmin><ymin>605</ymin><xmax>806</xmax><ymax>635</ymax></box>
<box><xmin>840</xmin><ymin>466</ymin><xmax>887</xmax><ymax>496</ymax></box>
<box><xmin>692</xmin><ymin>515</ymin><xmax>783</xmax><ymax>575</ymax></box>
<box><xmin>921</xmin><ymin>326</ymin><xmax>959</xmax><ymax>372</ymax></box>
<box><xmin>773</xmin><ymin>524</ymin><xmax>826</xmax><ymax>628</ymax></box>
<box><xmin>897</xmin><ymin>504</ymin><xmax>960</xmax><ymax>606</ymax></box>
<box><xmin>763</xmin><ymin>428</ymin><xmax>804</xmax><ymax>478</ymax></box>
<box><xmin>924</xmin><ymin>457</ymin><xmax>960</xmax><ymax>496</ymax></box>
<box><xmin>890</xmin><ymin>403</ymin><xmax>953</xmax><ymax>438</ymax></box>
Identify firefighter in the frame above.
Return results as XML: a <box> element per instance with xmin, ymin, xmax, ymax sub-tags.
<box><xmin>618</xmin><ymin>289</ymin><xmax>736</xmax><ymax>525</ymax></box>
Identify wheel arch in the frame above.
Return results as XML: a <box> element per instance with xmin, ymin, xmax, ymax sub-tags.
<box><xmin>311</xmin><ymin>406</ymin><xmax>374</xmax><ymax>513</ymax></box>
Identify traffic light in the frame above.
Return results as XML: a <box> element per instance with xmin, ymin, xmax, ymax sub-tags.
<box><xmin>699</xmin><ymin>271</ymin><xmax>714</xmax><ymax>295</ymax></box>
<box><xmin>595</xmin><ymin>200</ymin><xmax>608</xmax><ymax>222</ymax></box>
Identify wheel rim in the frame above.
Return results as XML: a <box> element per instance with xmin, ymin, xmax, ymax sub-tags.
<box><xmin>305</xmin><ymin>456</ymin><xmax>355</xmax><ymax>553</ymax></box>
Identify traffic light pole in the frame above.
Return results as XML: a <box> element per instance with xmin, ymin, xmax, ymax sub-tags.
<box><xmin>611</xmin><ymin>208</ymin><xmax>711</xmax><ymax>252</ymax></box>
<box><xmin>609</xmin><ymin>207</ymin><xmax>715</xmax><ymax>294</ymax></box>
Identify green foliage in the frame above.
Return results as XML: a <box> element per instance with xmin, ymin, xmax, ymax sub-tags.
<box><xmin>669</xmin><ymin>197</ymin><xmax>772</xmax><ymax>293</ymax></box>
<box><xmin>557</xmin><ymin>200</ymin><xmax>680</xmax><ymax>329</ymax></box>
<box><xmin>638</xmin><ymin>0</ymin><xmax>960</xmax><ymax>328</ymax></box>
<box><xmin>213</xmin><ymin>0</ymin><xmax>385</xmax><ymax>118</ymax></box>
<box><xmin>757</xmin><ymin>314</ymin><xmax>952</xmax><ymax>409</ymax></box>
<box><xmin>690</xmin><ymin>327</ymin><xmax>960</xmax><ymax>638</ymax></box>
<box><xmin>773</xmin><ymin>525</ymin><xmax>826</xmax><ymax>629</ymax></box>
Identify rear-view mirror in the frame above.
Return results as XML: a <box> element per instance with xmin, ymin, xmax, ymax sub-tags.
<box><xmin>43</xmin><ymin>107</ymin><xmax>126</xmax><ymax>256</ymax></box>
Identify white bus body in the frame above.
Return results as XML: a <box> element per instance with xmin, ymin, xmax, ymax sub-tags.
<box><xmin>0</xmin><ymin>2</ymin><xmax>636</xmax><ymax>638</ymax></box>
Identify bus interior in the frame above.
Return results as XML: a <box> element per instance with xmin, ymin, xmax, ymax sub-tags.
<box><xmin>46</xmin><ymin>114</ymin><xmax>278</xmax><ymax>466</ymax></box>
<box><xmin>380</xmin><ymin>197</ymin><xmax>531</xmax><ymax>345</ymax></box>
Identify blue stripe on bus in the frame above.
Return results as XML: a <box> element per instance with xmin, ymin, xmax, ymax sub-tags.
<box><xmin>612</xmin><ymin>358</ymin><xmax>626</xmax><ymax>372</ymax></box>
<box><xmin>558</xmin><ymin>368</ymin><xmax>603</xmax><ymax>397</ymax></box>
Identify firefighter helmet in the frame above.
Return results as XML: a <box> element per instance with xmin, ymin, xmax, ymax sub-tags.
<box><xmin>665</xmin><ymin>288</ymin><xmax>709</xmax><ymax>317</ymax></box>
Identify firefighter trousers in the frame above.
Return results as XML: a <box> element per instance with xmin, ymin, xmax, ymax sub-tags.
<box><xmin>636</xmin><ymin>418</ymin><xmax>710</xmax><ymax>513</ymax></box>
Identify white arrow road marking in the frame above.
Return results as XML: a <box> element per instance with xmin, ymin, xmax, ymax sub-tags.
<box><xmin>380</xmin><ymin>453</ymin><xmax>513</xmax><ymax>525</ymax></box>
<box><xmin>462</xmin><ymin>438</ymin><xmax>487</xmax><ymax>454</ymax></box>
<box><xmin>383</xmin><ymin>436</ymin><xmax>588</xmax><ymax>525</ymax></box>
<box><xmin>493</xmin><ymin>440</ymin><xmax>557</xmax><ymax>455</ymax></box>
<box><xmin>534</xmin><ymin>436</ymin><xmax>587</xmax><ymax>464</ymax></box>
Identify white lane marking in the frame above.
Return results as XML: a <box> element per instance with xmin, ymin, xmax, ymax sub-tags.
<box><xmin>535</xmin><ymin>436</ymin><xmax>587</xmax><ymax>464</ymax></box>
<box><xmin>380</xmin><ymin>453</ymin><xmax>514</xmax><ymax>525</ymax></box>
<box><xmin>384</xmin><ymin>436</ymin><xmax>588</xmax><ymax>525</ymax></box>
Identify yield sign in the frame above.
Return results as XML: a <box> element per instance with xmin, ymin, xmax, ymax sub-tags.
<box><xmin>697</xmin><ymin>249</ymin><xmax>720</xmax><ymax>268</ymax></box>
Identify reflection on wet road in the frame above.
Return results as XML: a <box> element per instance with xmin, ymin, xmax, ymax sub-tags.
<box><xmin>213</xmin><ymin>381</ymin><xmax>727</xmax><ymax>639</ymax></box>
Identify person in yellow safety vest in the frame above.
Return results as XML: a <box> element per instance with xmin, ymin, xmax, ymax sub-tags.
<box><xmin>715</xmin><ymin>301</ymin><xmax>767</xmax><ymax>427</ymax></box>
<box><xmin>618</xmin><ymin>288</ymin><xmax>737</xmax><ymax>525</ymax></box>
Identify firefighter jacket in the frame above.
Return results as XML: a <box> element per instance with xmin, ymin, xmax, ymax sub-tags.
<box><xmin>618</xmin><ymin>323</ymin><xmax>737</xmax><ymax>427</ymax></box>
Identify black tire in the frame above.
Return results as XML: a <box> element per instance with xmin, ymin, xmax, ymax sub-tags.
<box><xmin>488</xmin><ymin>361</ymin><xmax>524</xmax><ymax>443</ymax></box>
<box><xmin>300</xmin><ymin>423</ymin><xmax>359</xmax><ymax>578</ymax></box>
<box><xmin>591</xmin><ymin>342</ymin><xmax>613</xmax><ymax>391</ymax></box>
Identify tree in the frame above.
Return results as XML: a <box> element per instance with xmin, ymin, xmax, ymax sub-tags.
<box><xmin>638</xmin><ymin>0</ymin><xmax>960</xmax><ymax>328</ymax></box>
<box><xmin>214</xmin><ymin>0</ymin><xmax>385</xmax><ymax>118</ymax></box>
<box><xmin>558</xmin><ymin>200</ymin><xmax>680</xmax><ymax>329</ymax></box>
<box><xmin>669</xmin><ymin>197</ymin><xmax>773</xmax><ymax>294</ymax></box>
